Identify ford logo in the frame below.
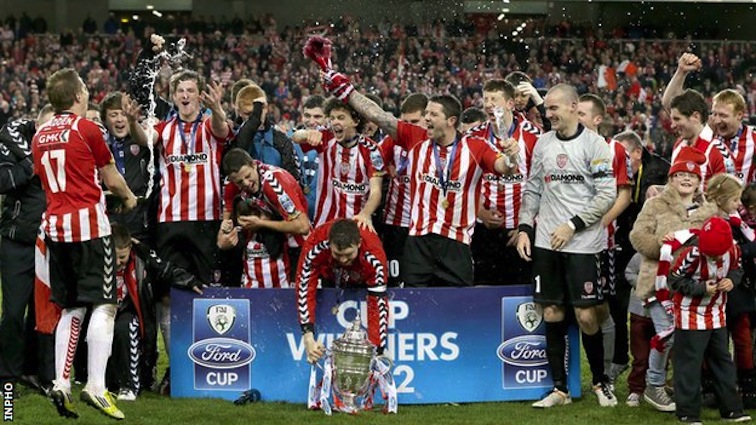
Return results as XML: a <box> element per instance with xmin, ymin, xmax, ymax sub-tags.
<box><xmin>496</xmin><ymin>335</ymin><xmax>548</xmax><ymax>367</ymax></box>
<box><xmin>188</xmin><ymin>337</ymin><xmax>256</xmax><ymax>369</ymax></box>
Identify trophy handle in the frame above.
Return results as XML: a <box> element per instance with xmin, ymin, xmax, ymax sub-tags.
<box><xmin>371</xmin><ymin>355</ymin><xmax>393</xmax><ymax>377</ymax></box>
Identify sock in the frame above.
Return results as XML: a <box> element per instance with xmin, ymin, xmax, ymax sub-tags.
<box><xmin>601</xmin><ymin>315</ymin><xmax>615</xmax><ymax>375</ymax></box>
<box><xmin>85</xmin><ymin>304</ymin><xmax>116</xmax><ymax>394</ymax></box>
<box><xmin>545</xmin><ymin>320</ymin><xmax>568</xmax><ymax>392</ymax></box>
<box><xmin>582</xmin><ymin>328</ymin><xmax>606</xmax><ymax>385</ymax></box>
<box><xmin>158</xmin><ymin>301</ymin><xmax>171</xmax><ymax>358</ymax></box>
<box><xmin>54</xmin><ymin>307</ymin><xmax>86</xmax><ymax>391</ymax></box>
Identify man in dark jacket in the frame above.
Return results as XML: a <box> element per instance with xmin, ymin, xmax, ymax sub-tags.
<box><xmin>0</xmin><ymin>105</ymin><xmax>55</xmax><ymax>392</ymax></box>
<box><xmin>107</xmin><ymin>223</ymin><xmax>203</xmax><ymax>400</ymax></box>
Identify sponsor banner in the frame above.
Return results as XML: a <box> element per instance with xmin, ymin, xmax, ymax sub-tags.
<box><xmin>171</xmin><ymin>286</ymin><xmax>580</xmax><ymax>403</ymax></box>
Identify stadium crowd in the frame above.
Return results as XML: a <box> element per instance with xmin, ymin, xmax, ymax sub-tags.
<box><xmin>0</xmin><ymin>11</ymin><xmax>754</xmax><ymax>424</ymax></box>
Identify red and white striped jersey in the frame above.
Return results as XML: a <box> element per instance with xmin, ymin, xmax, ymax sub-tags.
<box><xmin>715</xmin><ymin>124</ymin><xmax>756</xmax><ymax>183</ymax></box>
<box><xmin>671</xmin><ymin>244</ymin><xmax>740</xmax><ymax>330</ymax></box>
<box><xmin>469</xmin><ymin>119</ymin><xmax>540</xmax><ymax>230</ymax></box>
<box><xmin>32</xmin><ymin>113</ymin><xmax>113</xmax><ymax>242</ymax></box>
<box><xmin>242</xmin><ymin>235</ymin><xmax>290</xmax><ymax>288</ymax></box>
<box><xmin>302</xmin><ymin>131</ymin><xmax>384</xmax><ymax>226</ymax></box>
<box><xmin>671</xmin><ymin>125</ymin><xmax>727</xmax><ymax>186</ymax></box>
<box><xmin>395</xmin><ymin>121</ymin><xmax>502</xmax><ymax>245</ymax></box>
<box><xmin>380</xmin><ymin>135</ymin><xmax>411</xmax><ymax>227</ymax></box>
<box><xmin>604</xmin><ymin>138</ymin><xmax>633</xmax><ymax>250</ymax></box>
<box><xmin>296</xmin><ymin>220</ymin><xmax>389</xmax><ymax>349</ymax></box>
<box><xmin>224</xmin><ymin>161</ymin><xmax>310</xmax><ymax>247</ymax></box>
<box><xmin>155</xmin><ymin>117</ymin><xmax>231</xmax><ymax>223</ymax></box>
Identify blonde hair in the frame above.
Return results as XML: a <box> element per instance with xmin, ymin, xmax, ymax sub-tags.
<box><xmin>235</xmin><ymin>84</ymin><xmax>266</xmax><ymax>111</ymax></box>
<box><xmin>713</xmin><ymin>89</ymin><xmax>746</xmax><ymax>115</ymax></box>
<box><xmin>705</xmin><ymin>173</ymin><xmax>743</xmax><ymax>211</ymax></box>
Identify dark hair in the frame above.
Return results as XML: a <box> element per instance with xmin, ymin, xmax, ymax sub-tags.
<box><xmin>461</xmin><ymin>107</ymin><xmax>487</xmax><ymax>125</ymax></box>
<box><xmin>483</xmin><ymin>79</ymin><xmax>515</xmax><ymax>100</ymax></box>
<box><xmin>302</xmin><ymin>94</ymin><xmax>325</xmax><ymax>110</ymax></box>
<box><xmin>428</xmin><ymin>94</ymin><xmax>462</xmax><ymax>127</ymax></box>
<box><xmin>222</xmin><ymin>148</ymin><xmax>255</xmax><ymax>176</ymax></box>
<box><xmin>46</xmin><ymin>68</ymin><xmax>83</xmax><ymax>113</ymax></box>
<box><xmin>504</xmin><ymin>71</ymin><xmax>532</xmax><ymax>86</ymax></box>
<box><xmin>111</xmin><ymin>222</ymin><xmax>133</xmax><ymax>249</ymax></box>
<box><xmin>324</xmin><ymin>97</ymin><xmax>364</xmax><ymax>133</ymax></box>
<box><xmin>670</xmin><ymin>89</ymin><xmax>709</xmax><ymax>122</ymax></box>
<box><xmin>232</xmin><ymin>196</ymin><xmax>284</xmax><ymax>259</ymax></box>
<box><xmin>578</xmin><ymin>93</ymin><xmax>606</xmax><ymax>118</ymax></box>
<box><xmin>99</xmin><ymin>91</ymin><xmax>122</xmax><ymax>123</ymax></box>
<box><xmin>400</xmin><ymin>93</ymin><xmax>429</xmax><ymax>114</ymax></box>
<box><xmin>328</xmin><ymin>219</ymin><xmax>361</xmax><ymax>250</ymax></box>
<box><xmin>170</xmin><ymin>69</ymin><xmax>206</xmax><ymax>96</ymax></box>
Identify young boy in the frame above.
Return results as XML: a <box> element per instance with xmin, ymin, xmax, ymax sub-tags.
<box><xmin>668</xmin><ymin>216</ymin><xmax>751</xmax><ymax>424</ymax></box>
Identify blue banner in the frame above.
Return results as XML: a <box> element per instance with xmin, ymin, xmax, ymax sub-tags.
<box><xmin>171</xmin><ymin>286</ymin><xmax>581</xmax><ymax>403</ymax></box>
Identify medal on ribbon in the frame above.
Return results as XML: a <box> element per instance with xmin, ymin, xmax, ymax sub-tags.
<box><xmin>432</xmin><ymin>136</ymin><xmax>459</xmax><ymax>210</ymax></box>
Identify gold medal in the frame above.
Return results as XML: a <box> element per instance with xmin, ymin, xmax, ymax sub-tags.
<box><xmin>303</xmin><ymin>186</ymin><xmax>311</xmax><ymax>195</ymax></box>
<box><xmin>184</xmin><ymin>163</ymin><xmax>192</xmax><ymax>173</ymax></box>
<box><xmin>331</xmin><ymin>305</ymin><xmax>339</xmax><ymax>316</ymax></box>
<box><xmin>442</xmin><ymin>198</ymin><xmax>450</xmax><ymax>209</ymax></box>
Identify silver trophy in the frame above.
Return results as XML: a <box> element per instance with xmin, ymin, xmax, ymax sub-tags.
<box><xmin>330</xmin><ymin>318</ymin><xmax>375</xmax><ymax>412</ymax></box>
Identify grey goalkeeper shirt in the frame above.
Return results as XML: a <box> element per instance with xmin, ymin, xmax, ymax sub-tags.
<box><xmin>519</xmin><ymin>124</ymin><xmax>616</xmax><ymax>254</ymax></box>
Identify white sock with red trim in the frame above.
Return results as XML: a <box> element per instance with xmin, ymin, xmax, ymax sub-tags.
<box><xmin>54</xmin><ymin>307</ymin><xmax>86</xmax><ymax>391</ymax></box>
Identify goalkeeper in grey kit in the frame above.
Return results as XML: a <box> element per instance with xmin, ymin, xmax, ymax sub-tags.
<box><xmin>516</xmin><ymin>84</ymin><xmax>617</xmax><ymax>408</ymax></box>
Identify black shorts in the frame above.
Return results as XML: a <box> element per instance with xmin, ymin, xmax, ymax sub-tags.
<box><xmin>532</xmin><ymin>247</ymin><xmax>603</xmax><ymax>308</ymax></box>
<box><xmin>470</xmin><ymin>223</ymin><xmax>532</xmax><ymax>285</ymax></box>
<box><xmin>156</xmin><ymin>220</ymin><xmax>221</xmax><ymax>296</ymax></box>
<box><xmin>46</xmin><ymin>236</ymin><xmax>116</xmax><ymax>308</ymax></box>
<box><xmin>383</xmin><ymin>224</ymin><xmax>409</xmax><ymax>287</ymax></box>
<box><xmin>403</xmin><ymin>234</ymin><xmax>473</xmax><ymax>287</ymax></box>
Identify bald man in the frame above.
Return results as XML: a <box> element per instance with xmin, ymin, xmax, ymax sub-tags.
<box><xmin>517</xmin><ymin>84</ymin><xmax>618</xmax><ymax>408</ymax></box>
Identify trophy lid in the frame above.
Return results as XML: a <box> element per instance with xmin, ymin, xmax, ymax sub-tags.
<box><xmin>341</xmin><ymin>317</ymin><xmax>367</xmax><ymax>342</ymax></box>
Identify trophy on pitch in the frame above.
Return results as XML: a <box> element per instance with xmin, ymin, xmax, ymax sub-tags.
<box><xmin>307</xmin><ymin>315</ymin><xmax>397</xmax><ymax>415</ymax></box>
<box><xmin>330</xmin><ymin>318</ymin><xmax>375</xmax><ymax>412</ymax></box>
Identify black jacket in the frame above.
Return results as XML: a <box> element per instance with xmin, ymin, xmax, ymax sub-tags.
<box><xmin>0</xmin><ymin>119</ymin><xmax>45</xmax><ymax>244</ymax></box>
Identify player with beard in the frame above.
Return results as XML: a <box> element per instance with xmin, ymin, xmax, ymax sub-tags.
<box><xmin>292</xmin><ymin>98</ymin><xmax>384</xmax><ymax>232</ymax></box>
<box><xmin>314</xmin><ymin>67</ymin><xmax>518</xmax><ymax>287</ymax></box>
<box><xmin>468</xmin><ymin>79</ymin><xmax>540</xmax><ymax>286</ymax></box>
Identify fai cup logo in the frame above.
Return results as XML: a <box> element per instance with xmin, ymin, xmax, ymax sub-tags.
<box><xmin>515</xmin><ymin>302</ymin><xmax>542</xmax><ymax>333</ymax></box>
<box><xmin>207</xmin><ymin>304</ymin><xmax>236</xmax><ymax>335</ymax></box>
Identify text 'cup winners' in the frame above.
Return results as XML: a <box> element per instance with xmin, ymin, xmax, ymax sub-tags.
<box><xmin>307</xmin><ymin>316</ymin><xmax>397</xmax><ymax>414</ymax></box>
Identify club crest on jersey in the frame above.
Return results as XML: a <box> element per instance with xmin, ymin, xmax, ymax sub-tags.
<box><xmin>278</xmin><ymin>193</ymin><xmax>296</xmax><ymax>215</ymax></box>
<box><xmin>515</xmin><ymin>302</ymin><xmax>542</xmax><ymax>333</ymax></box>
<box><xmin>207</xmin><ymin>304</ymin><xmax>236</xmax><ymax>335</ymax></box>
<box><xmin>583</xmin><ymin>281</ymin><xmax>594</xmax><ymax>295</ymax></box>
<box><xmin>130</xmin><ymin>144</ymin><xmax>141</xmax><ymax>156</ymax></box>
<box><xmin>556</xmin><ymin>154</ymin><xmax>568</xmax><ymax>168</ymax></box>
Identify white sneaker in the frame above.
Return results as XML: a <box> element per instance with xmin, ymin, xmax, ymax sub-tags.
<box><xmin>532</xmin><ymin>388</ymin><xmax>572</xmax><ymax>408</ymax></box>
<box><xmin>117</xmin><ymin>389</ymin><xmax>137</xmax><ymax>401</ymax></box>
<box><xmin>626</xmin><ymin>392</ymin><xmax>642</xmax><ymax>407</ymax></box>
<box><xmin>593</xmin><ymin>381</ymin><xmax>618</xmax><ymax>407</ymax></box>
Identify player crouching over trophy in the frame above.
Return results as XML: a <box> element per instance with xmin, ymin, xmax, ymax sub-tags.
<box><xmin>306</xmin><ymin>317</ymin><xmax>396</xmax><ymax>414</ymax></box>
<box><xmin>295</xmin><ymin>219</ymin><xmax>396</xmax><ymax>414</ymax></box>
